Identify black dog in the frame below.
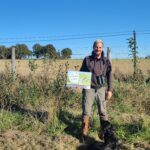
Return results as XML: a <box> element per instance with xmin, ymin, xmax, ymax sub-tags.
<box><xmin>79</xmin><ymin>121</ymin><xmax>125</xmax><ymax>150</ymax></box>
<box><xmin>101</xmin><ymin>120</ymin><xmax>119</xmax><ymax>150</ymax></box>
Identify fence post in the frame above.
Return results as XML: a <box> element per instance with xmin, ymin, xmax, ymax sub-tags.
<box><xmin>11</xmin><ymin>47</ymin><xmax>16</xmax><ymax>79</ymax></box>
<box><xmin>107</xmin><ymin>47</ymin><xmax>112</xmax><ymax>63</ymax></box>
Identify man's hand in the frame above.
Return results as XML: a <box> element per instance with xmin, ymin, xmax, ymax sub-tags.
<box><xmin>106</xmin><ymin>91</ymin><xmax>112</xmax><ymax>100</ymax></box>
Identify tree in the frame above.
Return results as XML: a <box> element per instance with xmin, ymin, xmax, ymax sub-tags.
<box><xmin>33</xmin><ymin>43</ymin><xmax>43</xmax><ymax>58</ymax></box>
<box><xmin>43</xmin><ymin>44</ymin><xmax>57</xmax><ymax>59</ymax></box>
<box><xmin>13</xmin><ymin>44</ymin><xmax>32</xmax><ymax>59</ymax></box>
<box><xmin>61</xmin><ymin>48</ymin><xmax>72</xmax><ymax>59</ymax></box>
<box><xmin>127</xmin><ymin>31</ymin><xmax>138</xmax><ymax>79</ymax></box>
<box><xmin>24</xmin><ymin>48</ymin><xmax>32</xmax><ymax>58</ymax></box>
<box><xmin>0</xmin><ymin>45</ymin><xmax>9</xmax><ymax>59</ymax></box>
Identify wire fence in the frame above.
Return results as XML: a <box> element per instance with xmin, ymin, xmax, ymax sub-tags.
<box><xmin>0</xmin><ymin>30</ymin><xmax>150</xmax><ymax>60</ymax></box>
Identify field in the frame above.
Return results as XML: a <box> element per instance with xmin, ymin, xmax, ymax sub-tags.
<box><xmin>0</xmin><ymin>59</ymin><xmax>150</xmax><ymax>150</ymax></box>
<box><xmin>0</xmin><ymin>59</ymin><xmax>150</xmax><ymax>76</ymax></box>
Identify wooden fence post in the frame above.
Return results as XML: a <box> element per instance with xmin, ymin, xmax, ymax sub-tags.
<box><xmin>11</xmin><ymin>47</ymin><xmax>16</xmax><ymax>79</ymax></box>
<box><xmin>107</xmin><ymin>47</ymin><xmax>112</xmax><ymax>63</ymax></box>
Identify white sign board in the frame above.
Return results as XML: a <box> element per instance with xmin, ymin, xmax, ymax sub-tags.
<box><xmin>66</xmin><ymin>70</ymin><xmax>92</xmax><ymax>89</ymax></box>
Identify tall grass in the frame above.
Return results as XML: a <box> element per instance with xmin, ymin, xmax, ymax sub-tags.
<box><xmin>0</xmin><ymin>60</ymin><xmax>81</xmax><ymax>135</ymax></box>
<box><xmin>0</xmin><ymin>59</ymin><xmax>150</xmax><ymax>149</ymax></box>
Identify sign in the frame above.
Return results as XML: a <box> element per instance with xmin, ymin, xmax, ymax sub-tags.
<box><xmin>66</xmin><ymin>70</ymin><xmax>91</xmax><ymax>89</ymax></box>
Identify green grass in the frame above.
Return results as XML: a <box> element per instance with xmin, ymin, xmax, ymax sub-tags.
<box><xmin>0</xmin><ymin>111</ymin><xmax>23</xmax><ymax>132</ymax></box>
<box><xmin>0</xmin><ymin>60</ymin><xmax>150</xmax><ymax>149</ymax></box>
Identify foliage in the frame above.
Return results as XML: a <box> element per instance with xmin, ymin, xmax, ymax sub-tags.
<box><xmin>33</xmin><ymin>44</ymin><xmax>73</xmax><ymax>59</ymax></box>
<box><xmin>113</xmin><ymin>67</ymin><xmax>145</xmax><ymax>83</ymax></box>
<box><xmin>61</xmin><ymin>48</ymin><xmax>72</xmax><ymax>59</ymax></box>
<box><xmin>0</xmin><ymin>44</ymin><xmax>32</xmax><ymax>59</ymax></box>
<box><xmin>32</xmin><ymin>43</ymin><xmax>43</xmax><ymax>58</ymax></box>
<box><xmin>127</xmin><ymin>34</ymin><xmax>139</xmax><ymax>79</ymax></box>
<box><xmin>0</xmin><ymin>111</ymin><xmax>23</xmax><ymax>132</ymax></box>
<box><xmin>0</xmin><ymin>43</ymin><xmax>73</xmax><ymax>59</ymax></box>
<box><xmin>12</xmin><ymin>44</ymin><xmax>32</xmax><ymax>59</ymax></box>
<box><xmin>28</xmin><ymin>60</ymin><xmax>38</xmax><ymax>72</ymax></box>
<box><xmin>0</xmin><ymin>60</ymin><xmax>150</xmax><ymax>149</ymax></box>
<box><xmin>43</xmin><ymin>44</ymin><xmax>58</xmax><ymax>59</ymax></box>
<box><xmin>0</xmin><ymin>45</ymin><xmax>9</xmax><ymax>59</ymax></box>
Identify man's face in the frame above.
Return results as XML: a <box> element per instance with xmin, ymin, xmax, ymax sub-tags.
<box><xmin>93</xmin><ymin>42</ymin><xmax>103</xmax><ymax>56</ymax></box>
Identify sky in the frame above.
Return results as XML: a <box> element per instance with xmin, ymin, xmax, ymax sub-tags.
<box><xmin>0</xmin><ymin>0</ymin><xmax>150</xmax><ymax>59</ymax></box>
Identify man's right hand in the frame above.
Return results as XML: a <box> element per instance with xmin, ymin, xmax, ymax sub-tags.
<box><xmin>106</xmin><ymin>91</ymin><xmax>112</xmax><ymax>100</ymax></box>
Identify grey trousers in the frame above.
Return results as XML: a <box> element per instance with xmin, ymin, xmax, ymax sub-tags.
<box><xmin>82</xmin><ymin>87</ymin><xmax>108</xmax><ymax>121</ymax></box>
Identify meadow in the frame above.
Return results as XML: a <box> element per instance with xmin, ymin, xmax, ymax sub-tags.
<box><xmin>0</xmin><ymin>59</ymin><xmax>150</xmax><ymax>150</ymax></box>
<box><xmin>0</xmin><ymin>59</ymin><xmax>150</xmax><ymax>76</ymax></box>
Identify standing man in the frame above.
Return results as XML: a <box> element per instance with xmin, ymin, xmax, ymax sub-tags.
<box><xmin>80</xmin><ymin>39</ymin><xmax>112</xmax><ymax>140</ymax></box>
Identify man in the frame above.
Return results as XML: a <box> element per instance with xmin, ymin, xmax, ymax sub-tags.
<box><xmin>80</xmin><ymin>39</ymin><xmax>112</xmax><ymax>140</ymax></box>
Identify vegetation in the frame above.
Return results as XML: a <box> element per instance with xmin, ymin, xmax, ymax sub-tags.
<box><xmin>61</xmin><ymin>48</ymin><xmax>72</xmax><ymax>59</ymax></box>
<box><xmin>0</xmin><ymin>43</ymin><xmax>73</xmax><ymax>59</ymax></box>
<box><xmin>0</xmin><ymin>60</ymin><xmax>150</xmax><ymax>149</ymax></box>
<box><xmin>32</xmin><ymin>43</ymin><xmax>59</xmax><ymax>59</ymax></box>
<box><xmin>0</xmin><ymin>44</ymin><xmax>32</xmax><ymax>59</ymax></box>
<box><xmin>127</xmin><ymin>31</ymin><xmax>139</xmax><ymax>80</ymax></box>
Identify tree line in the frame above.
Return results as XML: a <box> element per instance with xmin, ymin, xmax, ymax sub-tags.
<box><xmin>0</xmin><ymin>43</ymin><xmax>72</xmax><ymax>59</ymax></box>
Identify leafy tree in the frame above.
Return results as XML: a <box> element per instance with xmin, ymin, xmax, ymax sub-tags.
<box><xmin>43</xmin><ymin>44</ymin><xmax>57</xmax><ymax>59</ymax></box>
<box><xmin>127</xmin><ymin>36</ymin><xmax>138</xmax><ymax>78</ymax></box>
<box><xmin>0</xmin><ymin>45</ymin><xmax>9</xmax><ymax>59</ymax></box>
<box><xmin>13</xmin><ymin>44</ymin><xmax>32</xmax><ymax>59</ymax></box>
<box><xmin>33</xmin><ymin>43</ymin><xmax>43</xmax><ymax>58</ymax></box>
<box><xmin>24</xmin><ymin>48</ymin><xmax>32</xmax><ymax>58</ymax></box>
<box><xmin>61</xmin><ymin>48</ymin><xmax>72</xmax><ymax>59</ymax></box>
